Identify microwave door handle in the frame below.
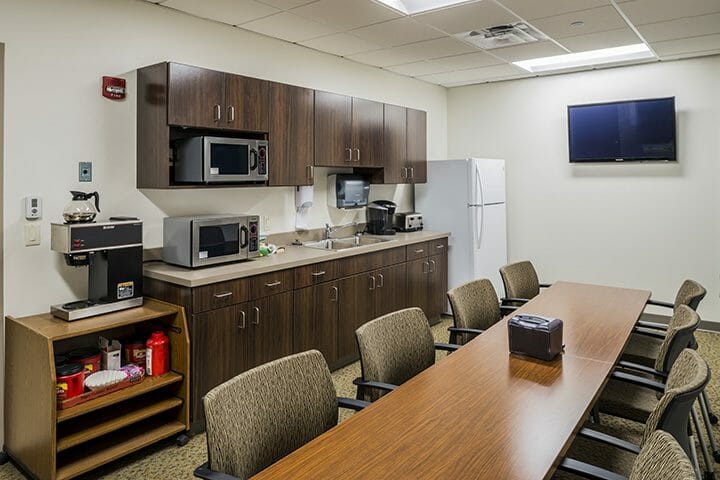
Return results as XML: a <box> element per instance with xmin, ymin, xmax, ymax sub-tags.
<box><xmin>240</xmin><ymin>226</ymin><xmax>249</xmax><ymax>249</ymax></box>
<box><xmin>249</xmin><ymin>149</ymin><xmax>258</xmax><ymax>171</ymax></box>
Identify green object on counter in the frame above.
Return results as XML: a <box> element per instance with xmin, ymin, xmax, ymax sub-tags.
<box><xmin>259</xmin><ymin>245</ymin><xmax>270</xmax><ymax>256</ymax></box>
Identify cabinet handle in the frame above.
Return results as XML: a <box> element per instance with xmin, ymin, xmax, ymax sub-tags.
<box><xmin>377</xmin><ymin>273</ymin><xmax>384</xmax><ymax>288</ymax></box>
<box><xmin>410</xmin><ymin>167</ymin><xmax>415</xmax><ymax>178</ymax></box>
<box><xmin>429</xmin><ymin>259</ymin><xmax>436</xmax><ymax>273</ymax></box>
<box><xmin>422</xmin><ymin>261</ymin><xmax>429</xmax><ymax>274</ymax></box>
<box><xmin>311</xmin><ymin>271</ymin><xmax>326</xmax><ymax>277</ymax></box>
<box><xmin>213</xmin><ymin>104</ymin><xmax>221</xmax><ymax>122</ymax></box>
<box><xmin>401</xmin><ymin>167</ymin><xmax>407</xmax><ymax>179</ymax></box>
<box><xmin>331</xmin><ymin>286</ymin><xmax>339</xmax><ymax>302</ymax></box>
<box><xmin>414</xmin><ymin>248</ymin><xmax>424</xmax><ymax>254</ymax></box>
<box><xmin>355</xmin><ymin>148</ymin><xmax>361</xmax><ymax>162</ymax></box>
<box><xmin>238</xmin><ymin>310</ymin><xmax>246</xmax><ymax>329</ymax></box>
<box><xmin>265</xmin><ymin>281</ymin><xmax>282</xmax><ymax>288</ymax></box>
<box><xmin>213</xmin><ymin>291</ymin><xmax>233</xmax><ymax>299</ymax></box>
<box><xmin>307</xmin><ymin>165</ymin><xmax>314</xmax><ymax>180</ymax></box>
<box><xmin>253</xmin><ymin>306</ymin><xmax>260</xmax><ymax>325</ymax></box>
<box><xmin>227</xmin><ymin>105</ymin><xmax>235</xmax><ymax>123</ymax></box>
<box><xmin>369</xmin><ymin>276</ymin><xmax>376</xmax><ymax>291</ymax></box>
<box><xmin>345</xmin><ymin>148</ymin><xmax>352</xmax><ymax>163</ymax></box>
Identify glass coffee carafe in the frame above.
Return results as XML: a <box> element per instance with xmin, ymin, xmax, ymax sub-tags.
<box><xmin>63</xmin><ymin>191</ymin><xmax>100</xmax><ymax>223</ymax></box>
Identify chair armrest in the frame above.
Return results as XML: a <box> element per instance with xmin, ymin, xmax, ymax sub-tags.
<box><xmin>579</xmin><ymin>427</ymin><xmax>642</xmax><ymax>455</ymax></box>
<box><xmin>448</xmin><ymin>326</ymin><xmax>484</xmax><ymax>336</ymax></box>
<box><xmin>539</xmin><ymin>283</ymin><xmax>553</xmax><ymax>288</ymax></box>
<box><xmin>647</xmin><ymin>299</ymin><xmax>674</xmax><ymax>309</ymax></box>
<box><xmin>499</xmin><ymin>304</ymin><xmax>518</xmax><ymax>312</ymax></box>
<box><xmin>632</xmin><ymin>326</ymin><xmax>666</xmax><ymax>339</ymax></box>
<box><xmin>610</xmin><ymin>371</ymin><xmax>665</xmax><ymax>393</ymax></box>
<box><xmin>338</xmin><ymin>397</ymin><xmax>370</xmax><ymax>411</ymax></box>
<box><xmin>352</xmin><ymin>378</ymin><xmax>398</xmax><ymax>392</ymax></box>
<box><xmin>559</xmin><ymin>458</ymin><xmax>627</xmax><ymax>480</ymax></box>
<box><xmin>636</xmin><ymin>320</ymin><xmax>668</xmax><ymax>331</ymax></box>
<box><xmin>501</xmin><ymin>297</ymin><xmax>530</xmax><ymax>304</ymax></box>
<box><xmin>434</xmin><ymin>342</ymin><xmax>460</xmax><ymax>352</ymax></box>
<box><xmin>616</xmin><ymin>360</ymin><xmax>667</xmax><ymax>379</ymax></box>
<box><xmin>194</xmin><ymin>463</ymin><xmax>241</xmax><ymax>480</ymax></box>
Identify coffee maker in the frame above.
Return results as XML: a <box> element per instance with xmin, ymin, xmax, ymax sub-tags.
<box><xmin>50</xmin><ymin>219</ymin><xmax>144</xmax><ymax>321</ymax></box>
<box><xmin>366</xmin><ymin>200</ymin><xmax>397</xmax><ymax>235</ymax></box>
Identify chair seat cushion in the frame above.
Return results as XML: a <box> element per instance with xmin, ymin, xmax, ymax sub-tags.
<box><xmin>621</xmin><ymin>333</ymin><xmax>663</xmax><ymax>366</ymax></box>
<box><xmin>598</xmin><ymin>377</ymin><xmax>659</xmax><ymax>424</ymax></box>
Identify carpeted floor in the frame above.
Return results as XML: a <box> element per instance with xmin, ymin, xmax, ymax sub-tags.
<box><xmin>2</xmin><ymin>319</ymin><xmax>719</xmax><ymax>479</ymax></box>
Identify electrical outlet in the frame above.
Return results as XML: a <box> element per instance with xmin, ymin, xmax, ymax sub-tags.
<box><xmin>24</xmin><ymin>223</ymin><xmax>40</xmax><ymax>246</ymax></box>
<box><xmin>79</xmin><ymin>162</ymin><xmax>92</xmax><ymax>182</ymax></box>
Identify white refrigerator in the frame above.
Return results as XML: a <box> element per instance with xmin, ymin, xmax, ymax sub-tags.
<box><xmin>415</xmin><ymin>158</ymin><xmax>508</xmax><ymax>310</ymax></box>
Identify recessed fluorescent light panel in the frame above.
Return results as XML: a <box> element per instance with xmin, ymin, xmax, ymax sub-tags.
<box><xmin>513</xmin><ymin>43</ymin><xmax>654</xmax><ymax>73</ymax></box>
<box><xmin>374</xmin><ymin>0</ymin><xmax>472</xmax><ymax>15</ymax></box>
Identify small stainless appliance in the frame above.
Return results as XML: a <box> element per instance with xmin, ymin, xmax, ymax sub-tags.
<box><xmin>327</xmin><ymin>174</ymin><xmax>369</xmax><ymax>209</ymax></box>
<box><xmin>174</xmin><ymin>136</ymin><xmax>268</xmax><ymax>184</ymax></box>
<box><xmin>366</xmin><ymin>200</ymin><xmax>397</xmax><ymax>235</ymax></box>
<box><xmin>50</xmin><ymin>219</ymin><xmax>144</xmax><ymax>321</ymax></box>
<box><xmin>163</xmin><ymin>214</ymin><xmax>259</xmax><ymax>268</ymax></box>
<box><xmin>394</xmin><ymin>212</ymin><xmax>423</xmax><ymax>232</ymax></box>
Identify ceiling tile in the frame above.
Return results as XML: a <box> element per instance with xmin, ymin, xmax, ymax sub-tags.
<box><xmin>348</xmin><ymin>47</ymin><xmax>427</xmax><ymax>67</ymax></box>
<box><xmin>497</xmin><ymin>0</ymin><xmax>611</xmax><ymax>21</ymax></box>
<box><xmin>413</xmin><ymin>0</ymin><xmax>521</xmax><ymax>35</ymax></box>
<box><xmin>638</xmin><ymin>13</ymin><xmax>720</xmax><ymax>43</ymax></box>
<box><xmin>257</xmin><ymin>0</ymin><xmax>316</xmax><ymax>9</ymax></box>
<box><xmin>351</xmin><ymin>17</ymin><xmax>445</xmax><ymax>47</ymax></box>
<box><xmin>290</xmin><ymin>0</ymin><xmax>402</xmax><ymax>31</ymax></box>
<box><xmin>163</xmin><ymin>0</ymin><xmax>279</xmax><ymax>25</ymax></box>
<box><xmin>418</xmin><ymin>63</ymin><xmax>527</xmax><ymax>84</ymax></box>
<box><xmin>558</xmin><ymin>27</ymin><xmax>641</xmax><ymax>52</ymax></box>
<box><xmin>490</xmin><ymin>40</ymin><xmax>567</xmax><ymax>61</ymax></box>
<box><xmin>435</xmin><ymin>51</ymin><xmax>505</xmax><ymax>69</ymax></box>
<box><xmin>386</xmin><ymin>60</ymin><xmax>457</xmax><ymax>76</ymax></box>
<box><xmin>651</xmin><ymin>33</ymin><xmax>720</xmax><ymax>58</ymax></box>
<box><xmin>394</xmin><ymin>36</ymin><xmax>478</xmax><ymax>59</ymax></box>
<box><xmin>239</xmin><ymin>12</ymin><xmax>339</xmax><ymax>42</ymax></box>
<box><xmin>617</xmin><ymin>0</ymin><xmax>720</xmax><ymax>26</ymax></box>
<box><xmin>299</xmin><ymin>32</ymin><xmax>384</xmax><ymax>56</ymax></box>
<box><xmin>529</xmin><ymin>5</ymin><xmax>627</xmax><ymax>39</ymax></box>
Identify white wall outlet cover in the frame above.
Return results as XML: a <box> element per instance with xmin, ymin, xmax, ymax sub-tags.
<box><xmin>24</xmin><ymin>224</ymin><xmax>41</xmax><ymax>246</ymax></box>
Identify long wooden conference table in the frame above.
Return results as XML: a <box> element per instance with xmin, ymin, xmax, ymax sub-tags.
<box><xmin>253</xmin><ymin>281</ymin><xmax>652</xmax><ymax>479</ymax></box>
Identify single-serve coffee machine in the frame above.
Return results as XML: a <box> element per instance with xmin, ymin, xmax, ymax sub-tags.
<box><xmin>50</xmin><ymin>219</ymin><xmax>144</xmax><ymax>321</ymax></box>
<box><xmin>366</xmin><ymin>200</ymin><xmax>397</xmax><ymax>235</ymax></box>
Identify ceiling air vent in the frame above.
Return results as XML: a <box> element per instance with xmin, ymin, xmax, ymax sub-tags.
<box><xmin>458</xmin><ymin>22</ymin><xmax>547</xmax><ymax>50</ymax></box>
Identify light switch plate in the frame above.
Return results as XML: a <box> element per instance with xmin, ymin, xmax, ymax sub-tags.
<box><xmin>24</xmin><ymin>224</ymin><xmax>40</xmax><ymax>246</ymax></box>
<box><xmin>79</xmin><ymin>162</ymin><xmax>92</xmax><ymax>182</ymax></box>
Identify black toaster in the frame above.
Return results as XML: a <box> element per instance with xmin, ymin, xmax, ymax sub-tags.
<box><xmin>508</xmin><ymin>314</ymin><xmax>563</xmax><ymax>361</ymax></box>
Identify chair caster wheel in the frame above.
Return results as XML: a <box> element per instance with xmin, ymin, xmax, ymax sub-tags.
<box><xmin>704</xmin><ymin>472</ymin><xmax>716</xmax><ymax>480</ymax></box>
<box><xmin>0</xmin><ymin>451</ymin><xmax>8</xmax><ymax>465</ymax></box>
<box><xmin>713</xmin><ymin>450</ymin><xmax>720</xmax><ymax>463</ymax></box>
<box><xmin>710</xmin><ymin>412</ymin><xmax>719</xmax><ymax>425</ymax></box>
<box><xmin>176</xmin><ymin>434</ymin><xmax>190</xmax><ymax>447</ymax></box>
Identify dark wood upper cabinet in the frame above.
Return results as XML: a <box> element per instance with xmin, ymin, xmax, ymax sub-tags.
<box><xmin>269</xmin><ymin>83</ymin><xmax>314</xmax><ymax>186</ymax></box>
<box><xmin>352</xmin><ymin>98</ymin><xmax>384</xmax><ymax>167</ymax></box>
<box><xmin>167</xmin><ymin>63</ymin><xmax>225</xmax><ymax>129</ymax></box>
<box><xmin>294</xmin><ymin>281</ymin><xmax>339</xmax><ymax>366</ymax></box>
<box><xmin>224</xmin><ymin>73</ymin><xmax>269</xmax><ymax>132</ymax></box>
<box><xmin>314</xmin><ymin>91</ymin><xmax>352</xmax><ymax>167</ymax></box>
<box><xmin>382</xmin><ymin>104</ymin><xmax>407</xmax><ymax>184</ymax></box>
<box><xmin>406</xmin><ymin>108</ymin><xmax>427</xmax><ymax>183</ymax></box>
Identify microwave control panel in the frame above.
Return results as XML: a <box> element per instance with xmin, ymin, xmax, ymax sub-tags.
<box><xmin>257</xmin><ymin>146</ymin><xmax>267</xmax><ymax>176</ymax></box>
<box><xmin>248</xmin><ymin>218</ymin><xmax>259</xmax><ymax>253</ymax></box>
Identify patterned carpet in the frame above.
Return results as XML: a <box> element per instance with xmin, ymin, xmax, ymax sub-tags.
<box><xmin>2</xmin><ymin>319</ymin><xmax>719</xmax><ymax>479</ymax></box>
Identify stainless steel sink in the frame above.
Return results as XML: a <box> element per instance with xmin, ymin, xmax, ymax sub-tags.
<box><xmin>302</xmin><ymin>235</ymin><xmax>395</xmax><ymax>251</ymax></box>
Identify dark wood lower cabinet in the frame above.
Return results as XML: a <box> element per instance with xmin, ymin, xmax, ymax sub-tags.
<box><xmin>247</xmin><ymin>292</ymin><xmax>294</xmax><ymax>368</ymax></box>
<box><xmin>374</xmin><ymin>263</ymin><xmax>407</xmax><ymax>317</ymax></box>
<box><xmin>429</xmin><ymin>253</ymin><xmax>448</xmax><ymax>319</ymax></box>
<box><xmin>406</xmin><ymin>257</ymin><xmax>430</xmax><ymax>318</ymax></box>
<box><xmin>294</xmin><ymin>281</ymin><xmax>339</xmax><ymax>366</ymax></box>
<box><xmin>337</xmin><ymin>273</ymin><xmax>375</xmax><ymax>363</ymax></box>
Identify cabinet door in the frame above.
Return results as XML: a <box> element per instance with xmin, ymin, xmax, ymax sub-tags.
<box><xmin>428</xmin><ymin>253</ymin><xmax>448</xmax><ymax>322</ymax></box>
<box><xmin>352</xmin><ymin>98</ymin><xmax>384</xmax><ymax>167</ymax></box>
<box><xmin>375</xmin><ymin>263</ymin><xmax>407</xmax><ymax>317</ymax></box>
<box><xmin>337</xmin><ymin>273</ymin><xmax>375</xmax><ymax>362</ymax></box>
<box><xmin>167</xmin><ymin>63</ymin><xmax>225</xmax><ymax>128</ymax></box>
<box><xmin>382</xmin><ymin>104</ymin><xmax>407</xmax><ymax>184</ymax></box>
<box><xmin>248</xmin><ymin>291</ymin><xmax>293</xmax><ymax>368</ymax></box>
<box><xmin>293</xmin><ymin>281</ymin><xmax>339</xmax><ymax>365</ymax></box>
<box><xmin>269</xmin><ymin>83</ymin><xmax>314</xmax><ymax>186</ymax></box>
<box><xmin>406</xmin><ymin>257</ymin><xmax>430</xmax><ymax>321</ymax></box>
<box><xmin>191</xmin><ymin>305</ymin><xmax>249</xmax><ymax>424</ymax></box>
<box><xmin>224</xmin><ymin>73</ymin><xmax>269</xmax><ymax>132</ymax></box>
<box><xmin>406</xmin><ymin>108</ymin><xmax>427</xmax><ymax>183</ymax></box>
<box><xmin>314</xmin><ymin>91</ymin><xmax>352</xmax><ymax>167</ymax></box>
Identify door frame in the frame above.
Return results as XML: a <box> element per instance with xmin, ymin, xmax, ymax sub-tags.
<box><xmin>0</xmin><ymin>42</ymin><xmax>5</xmax><ymax>447</ymax></box>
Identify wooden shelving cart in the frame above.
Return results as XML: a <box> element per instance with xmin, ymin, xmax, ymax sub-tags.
<box><xmin>3</xmin><ymin>298</ymin><xmax>190</xmax><ymax>480</ymax></box>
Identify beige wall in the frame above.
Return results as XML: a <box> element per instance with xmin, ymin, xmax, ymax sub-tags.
<box><xmin>447</xmin><ymin>56</ymin><xmax>720</xmax><ymax>321</ymax></box>
<box><xmin>0</xmin><ymin>0</ymin><xmax>447</xmax><ymax>318</ymax></box>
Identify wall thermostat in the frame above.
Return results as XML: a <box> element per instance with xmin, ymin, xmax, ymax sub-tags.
<box><xmin>24</xmin><ymin>196</ymin><xmax>42</xmax><ymax>220</ymax></box>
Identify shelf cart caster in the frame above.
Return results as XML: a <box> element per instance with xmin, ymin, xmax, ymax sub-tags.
<box><xmin>0</xmin><ymin>450</ymin><xmax>8</xmax><ymax>465</ymax></box>
<box><xmin>176</xmin><ymin>433</ymin><xmax>190</xmax><ymax>447</ymax></box>
<box><xmin>704</xmin><ymin>471</ymin><xmax>716</xmax><ymax>480</ymax></box>
<box><xmin>713</xmin><ymin>450</ymin><xmax>720</xmax><ymax>463</ymax></box>
<box><xmin>711</xmin><ymin>412</ymin><xmax>719</xmax><ymax>425</ymax></box>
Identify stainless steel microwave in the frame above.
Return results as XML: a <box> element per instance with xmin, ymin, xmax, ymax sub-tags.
<box><xmin>162</xmin><ymin>215</ymin><xmax>259</xmax><ymax>268</ymax></box>
<box><xmin>174</xmin><ymin>136</ymin><xmax>268</xmax><ymax>183</ymax></box>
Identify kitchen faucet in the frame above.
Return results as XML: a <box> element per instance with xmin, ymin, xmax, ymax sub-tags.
<box><xmin>325</xmin><ymin>222</ymin><xmax>359</xmax><ymax>239</ymax></box>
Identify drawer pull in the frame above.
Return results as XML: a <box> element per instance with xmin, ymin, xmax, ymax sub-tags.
<box><xmin>253</xmin><ymin>306</ymin><xmax>260</xmax><ymax>325</ymax></box>
<box><xmin>311</xmin><ymin>271</ymin><xmax>326</xmax><ymax>277</ymax></box>
<box><xmin>414</xmin><ymin>249</ymin><xmax>424</xmax><ymax>254</ymax></box>
<box><xmin>238</xmin><ymin>310</ymin><xmax>246</xmax><ymax>329</ymax></box>
<box><xmin>213</xmin><ymin>291</ymin><xmax>233</xmax><ymax>299</ymax></box>
<box><xmin>265</xmin><ymin>281</ymin><xmax>282</xmax><ymax>288</ymax></box>
<box><xmin>435</xmin><ymin>244</ymin><xmax>445</xmax><ymax>250</ymax></box>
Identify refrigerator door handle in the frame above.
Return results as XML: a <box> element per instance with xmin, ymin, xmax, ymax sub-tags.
<box><xmin>475</xmin><ymin>163</ymin><xmax>485</xmax><ymax>246</ymax></box>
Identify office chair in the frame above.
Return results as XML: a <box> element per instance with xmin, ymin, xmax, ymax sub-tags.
<box><xmin>498</xmin><ymin>260</ymin><xmax>551</xmax><ymax>307</ymax></box>
<box><xmin>194</xmin><ymin>350</ymin><xmax>368</xmax><ymax>480</ymax></box>
<box><xmin>353</xmin><ymin>307</ymin><xmax>459</xmax><ymax>401</ymax></box>
<box><xmin>559</xmin><ymin>349</ymin><xmax>710</xmax><ymax>480</ymax></box>
<box><xmin>446</xmin><ymin>278</ymin><xmax>514</xmax><ymax>344</ymax></box>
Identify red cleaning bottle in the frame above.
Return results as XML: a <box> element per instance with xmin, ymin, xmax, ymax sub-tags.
<box><xmin>146</xmin><ymin>331</ymin><xmax>170</xmax><ymax>376</ymax></box>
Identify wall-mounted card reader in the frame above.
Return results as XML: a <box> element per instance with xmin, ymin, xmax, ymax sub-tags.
<box><xmin>24</xmin><ymin>196</ymin><xmax>42</xmax><ymax>220</ymax></box>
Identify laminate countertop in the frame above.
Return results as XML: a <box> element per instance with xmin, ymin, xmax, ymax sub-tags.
<box><xmin>143</xmin><ymin>231</ymin><xmax>450</xmax><ymax>288</ymax></box>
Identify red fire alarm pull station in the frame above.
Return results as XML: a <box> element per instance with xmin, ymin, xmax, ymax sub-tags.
<box><xmin>102</xmin><ymin>76</ymin><xmax>126</xmax><ymax>100</ymax></box>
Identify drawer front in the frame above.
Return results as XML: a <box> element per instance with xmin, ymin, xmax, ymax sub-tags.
<box><xmin>337</xmin><ymin>247</ymin><xmax>406</xmax><ymax>277</ymax></box>
<box><xmin>294</xmin><ymin>261</ymin><xmax>338</xmax><ymax>289</ymax></box>
<box><xmin>192</xmin><ymin>279</ymin><xmax>248</xmax><ymax>314</ymax></box>
<box><xmin>429</xmin><ymin>237</ymin><xmax>448</xmax><ymax>254</ymax></box>
<box><xmin>249</xmin><ymin>269</ymin><xmax>294</xmax><ymax>300</ymax></box>
<box><xmin>406</xmin><ymin>242</ymin><xmax>430</xmax><ymax>260</ymax></box>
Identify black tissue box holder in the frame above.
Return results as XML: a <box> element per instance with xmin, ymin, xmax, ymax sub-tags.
<box><xmin>508</xmin><ymin>314</ymin><xmax>563</xmax><ymax>361</ymax></box>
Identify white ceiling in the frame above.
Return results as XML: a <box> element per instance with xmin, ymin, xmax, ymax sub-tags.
<box><xmin>144</xmin><ymin>0</ymin><xmax>720</xmax><ymax>87</ymax></box>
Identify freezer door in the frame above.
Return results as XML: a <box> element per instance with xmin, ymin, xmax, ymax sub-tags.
<box><xmin>471</xmin><ymin>203</ymin><xmax>507</xmax><ymax>297</ymax></box>
<box><xmin>472</xmin><ymin>158</ymin><xmax>506</xmax><ymax>205</ymax></box>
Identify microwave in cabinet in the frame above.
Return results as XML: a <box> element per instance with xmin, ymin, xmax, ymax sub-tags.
<box><xmin>174</xmin><ymin>136</ymin><xmax>268</xmax><ymax>184</ymax></box>
<box><xmin>163</xmin><ymin>215</ymin><xmax>260</xmax><ymax>268</ymax></box>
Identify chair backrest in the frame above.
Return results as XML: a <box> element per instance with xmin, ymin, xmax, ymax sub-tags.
<box><xmin>499</xmin><ymin>261</ymin><xmax>540</xmax><ymax>300</ymax></box>
<box><xmin>674</xmin><ymin>279</ymin><xmax>707</xmax><ymax>311</ymax></box>
<box><xmin>654</xmin><ymin>305</ymin><xmax>700</xmax><ymax>374</ymax></box>
<box><xmin>355</xmin><ymin>307</ymin><xmax>435</xmax><ymax>400</ymax></box>
<box><xmin>629</xmin><ymin>430</ymin><xmax>696</xmax><ymax>480</ymax></box>
<box><xmin>447</xmin><ymin>279</ymin><xmax>502</xmax><ymax>342</ymax></box>
<box><xmin>643</xmin><ymin>349</ymin><xmax>709</xmax><ymax>457</ymax></box>
<box><xmin>203</xmin><ymin>350</ymin><xmax>338</xmax><ymax>479</ymax></box>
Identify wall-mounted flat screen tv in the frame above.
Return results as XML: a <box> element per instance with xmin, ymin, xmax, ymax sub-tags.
<box><xmin>568</xmin><ymin>97</ymin><xmax>676</xmax><ymax>163</ymax></box>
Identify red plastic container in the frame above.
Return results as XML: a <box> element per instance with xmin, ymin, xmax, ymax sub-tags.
<box><xmin>146</xmin><ymin>331</ymin><xmax>170</xmax><ymax>376</ymax></box>
<box><xmin>67</xmin><ymin>347</ymin><xmax>101</xmax><ymax>377</ymax></box>
<box><xmin>56</xmin><ymin>363</ymin><xmax>85</xmax><ymax>400</ymax></box>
